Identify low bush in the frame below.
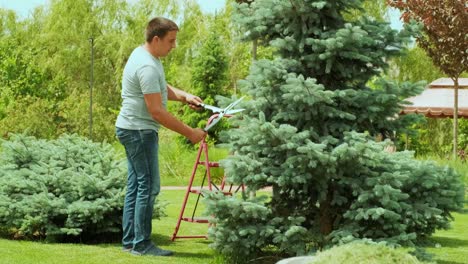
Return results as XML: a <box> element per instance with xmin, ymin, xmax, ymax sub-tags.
<box><xmin>312</xmin><ymin>242</ymin><xmax>425</xmax><ymax>264</ymax></box>
<box><xmin>0</xmin><ymin>133</ymin><xmax>164</xmax><ymax>242</ymax></box>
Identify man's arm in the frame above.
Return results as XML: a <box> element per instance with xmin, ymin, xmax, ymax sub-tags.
<box><xmin>144</xmin><ymin>92</ymin><xmax>205</xmax><ymax>143</ymax></box>
<box><xmin>167</xmin><ymin>84</ymin><xmax>202</xmax><ymax>109</ymax></box>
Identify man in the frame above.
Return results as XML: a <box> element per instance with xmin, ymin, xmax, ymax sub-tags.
<box><xmin>115</xmin><ymin>17</ymin><xmax>206</xmax><ymax>257</ymax></box>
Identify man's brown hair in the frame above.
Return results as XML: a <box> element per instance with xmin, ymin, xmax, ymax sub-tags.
<box><xmin>145</xmin><ymin>17</ymin><xmax>179</xmax><ymax>42</ymax></box>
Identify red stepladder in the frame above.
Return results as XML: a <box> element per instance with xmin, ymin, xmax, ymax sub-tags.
<box><xmin>171</xmin><ymin>114</ymin><xmax>243</xmax><ymax>240</ymax></box>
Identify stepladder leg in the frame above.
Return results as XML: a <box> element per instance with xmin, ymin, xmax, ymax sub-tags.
<box><xmin>172</xmin><ymin>141</ymin><xmax>205</xmax><ymax>240</ymax></box>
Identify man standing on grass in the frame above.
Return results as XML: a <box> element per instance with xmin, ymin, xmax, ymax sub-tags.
<box><xmin>115</xmin><ymin>17</ymin><xmax>206</xmax><ymax>257</ymax></box>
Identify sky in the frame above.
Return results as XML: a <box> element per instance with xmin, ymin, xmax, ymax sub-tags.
<box><xmin>0</xmin><ymin>0</ymin><xmax>402</xmax><ymax>30</ymax></box>
<box><xmin>0</xmin><ymin>0</ymin><xmax>227</xmax><ymax>16</ymax></box>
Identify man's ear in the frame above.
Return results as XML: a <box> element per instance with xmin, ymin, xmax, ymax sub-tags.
<box><xmin>152</xmin><ymin>35</ymin><xmax>160</xmax><ymax>44</ymax></box>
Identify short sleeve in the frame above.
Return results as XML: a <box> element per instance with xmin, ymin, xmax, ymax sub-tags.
<box><xmin>136</xmin><ymin>65</ymin><xmax>161</xmax><ymax>94</ymax></box>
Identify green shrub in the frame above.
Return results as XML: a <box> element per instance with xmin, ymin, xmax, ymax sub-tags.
<box><xmin>329</xmin><ymin>144</ymin><xmax>465</xmax><ymax>246</ymax></box>
<box><xmin>57</xmin><ymin>92</ymin><xmax>117</xmax><ymax>142</ymax></box>
<box><xmin>0</xmin><ymin>96</ymin><xmax>59</xmax><ymax>139</ymax></box>
<box><xmin>421</xmin><ymin>156</ymin><xmax>468</xmax><ymax>199</ymax></box>
<box><xmin>312</xmin><ymin>242</ymin><xmax>425</xmax><ymax>264</ymax></box>
<box><xmin>0</xmin><ymin>134</ymin><xmax>148</xmax><ymax>241</ymax></box>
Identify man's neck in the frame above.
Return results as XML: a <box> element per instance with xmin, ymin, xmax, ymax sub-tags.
<box><xmin>143</xmin><ymin>43</ymin><xmax>159</xmax><ymax>59</ymax></box>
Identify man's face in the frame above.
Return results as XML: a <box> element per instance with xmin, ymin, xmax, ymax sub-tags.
<box><xmin>154</xmin><ymin>30</ymin><xmax>177</xmax><ymax>57</ymax></box>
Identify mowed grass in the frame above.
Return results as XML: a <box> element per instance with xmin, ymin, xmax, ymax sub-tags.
<box><xmin>0</xmin><ymin>190</ymin><xmax>222</xmax><ymax>264</ymax></box>
<box><xmin>426</xmin><ymin>209</ymin><xmax>468</xmax><ymax>264</ymax></box>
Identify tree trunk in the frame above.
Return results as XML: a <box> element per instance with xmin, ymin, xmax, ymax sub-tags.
<box><xmin>252</xmin><ymin>39</ymin><xmax>258</xmax><ymax>61</ymax></box>
<box><xmin>319</xmin><ymin>186</ymin><xmax>334</xmax><ymax>236</ymax></box>
<box><xmin>248</xmin><ymin>38</ymin><xmax>258</xmax><ymax>200</ymax></box>
<box><xmin>453</xmin><ymin>77</ymin><xmax>459</xmax><ymax>159</ymax></box>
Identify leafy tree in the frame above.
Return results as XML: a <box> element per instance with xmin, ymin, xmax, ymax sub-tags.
<box><xmin>404</xmin><ymin>118</ymin><xmax>454</xmax><ymax>157</ymax></box>
<box><xmin>204</xmin><ymin>0</ymin><xmax>464</xmax><ymax>262</ymax></box>
<box><xmin>0</xmin><ymin>9</ymin><xmax>21</xmax><ymax>37</ymax></box>
<box><xmin>232</xmin><ymin>0</ymin><xmax>274</xmax><ymax>85</ymax></box>
<box><xmin>0</xmin><ymin>0</ymin><xmax>185</xmax><ymax>141</ymax></box>
<box><xmin>346</xmin><ymin>0</ymin><xmax>388</xmax><ymax>22</ymax></box>
<box><xmin>0</xmin><ymin>11</ymin><xmax>67</xmax><ymax>138</ymax></box>
<box><xmin>0</xmin><ymin>42</ymin><xmax>66</xmax><ymax>100</ymax></box>
<box><xmin>392</xmin><ymin>46</ymin><xmax>443</xmax><ymax>84</ymax></box>
<box><xmin>161</xmin><ymin>0</ymin><xmax>204</xmax><ymax>90</ymax></box>
<box><xmin>1</xmin><ymin>0</ymin><xmax>260</xmax><ymax>143</ymax></box>
<box><xmin>32</xmin><ymin>0</ymin><xmax>179</xmax><ymax>140</ymax></box>
<box><xmin>216</xmin><ymin>0</ymin><xmax>253</xmax><ymax>94</ymax></box>
<box><xmin>388</xmin><ymin>0</ymin><xmax>468</xmax><ymax>158</ymax></box>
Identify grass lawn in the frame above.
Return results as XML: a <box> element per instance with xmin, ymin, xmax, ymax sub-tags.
<box><xmin>0</xmin><ymin>190</ymin><xmax>222</xmax><ymax>264</ymax></box>
<box><xmin>0</xmin><ymin>188</ymin><xmax>466</xmax><ymax>264</ymax></box>
<box><xmin>425</xmin><ymin>209</ymin><xmax>468</xmax><ymax>264</ymax></box>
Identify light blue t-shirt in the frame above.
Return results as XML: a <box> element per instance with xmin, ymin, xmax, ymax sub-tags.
<box><xmin>116</xmin><ymin>46</ymin><xmax>168</xmax><ymax>132</ymax></box>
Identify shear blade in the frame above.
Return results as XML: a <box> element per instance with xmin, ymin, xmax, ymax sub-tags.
<box><xmin>204</xmin><ymin>114</ymin><xmax>223</xmax><ymax>131</ymax></box>
<box><xmin>223</xmin><ymin>96</ymin><xmax>245</xmax><ymax>112</ymax></box>
<box><xmin>202</xmin><ymin>104</ymin><xmax>223</xmax><ymax>113</ymax></box>
<box><xmin>225</xmin><ymin>108</ymin><xmax>245</xmax><ymax>115</ymax></box>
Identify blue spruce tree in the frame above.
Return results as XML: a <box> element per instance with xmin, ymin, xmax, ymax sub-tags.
<box><xmin>205</xmin><ymin>0</ymin><xmax>465</xmax><ymax>262</ymax></box>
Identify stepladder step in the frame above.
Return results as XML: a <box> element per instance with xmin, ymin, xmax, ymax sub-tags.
<box><xmin>182</xmin><ymin>217</ymin><xmax>210</xmax><ymax>223</ymax></box>
<box><xmin>189</xmin><ymin>188</ymin><xmax>233</xmax><ymax>196</ymax></box>
<box><xmin>197</xmin><ymin>161</ymin><xmax>219</xmax><ymax>167</ymax></box>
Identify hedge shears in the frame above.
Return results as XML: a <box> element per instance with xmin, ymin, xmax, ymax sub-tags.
<box><xmin>194</xmin><ymin>97</ymin><xmax>245</xmax><ymax>131</ymax></box>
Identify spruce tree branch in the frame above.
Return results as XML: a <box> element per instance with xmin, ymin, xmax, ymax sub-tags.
<box><xmin>289</xmin><ymin>0</ymin><xmax>309</xmax><ymax>35</ymax></box>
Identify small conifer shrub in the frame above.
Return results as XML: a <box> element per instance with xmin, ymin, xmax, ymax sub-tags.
<box><xmin>0</xmin><ymin>134</ymin><xmax>153</xmax><ymax>241</ymax></box>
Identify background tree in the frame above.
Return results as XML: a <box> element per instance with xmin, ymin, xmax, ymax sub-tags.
<box><xmin>0</xmin><ymin>0</ymin><xmax>263</xmax><ymax>142</ymax></box>
<box><xmin>0</xmin><ymin>0</ymin><xmax>185</xmax><ymax>141</ymax></box>
<box><xmin>164</xmin><ymin>0</ymin><xmax>206</xmax><ymax>90</ymax></box>
<box><xmin>204</xmin><ymin>0</ymin><xmax>464</xmax><ymax>262</ymax></box>
<box><xmin>0</xmin><ymin>10</ymin><xmax>66</xmax><ymax>138</ymax></box>
<box><xmin>388</xmin><ymin>0</ymin><xmax>468</xmax><ymax>158</ymax></box>
<box><xmin>178</xmin><ymin>18</ymin><xmax>230</xmax><ymax>143</ymax></box>
<box><xmin>346</xmin><ymin>0</ymin><xmax>388</xmax><ymax>22</ymax></box>
<box><xmin>392</xmin><ymin>47</ymin><xmax>443</xmax><ymax>84</ymax></box>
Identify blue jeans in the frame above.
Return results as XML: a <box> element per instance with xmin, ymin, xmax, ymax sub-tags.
<box><xmin>116</xmin><ymin>127</ymin><xmax>160</xmax><ymax>252</ymax></box>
